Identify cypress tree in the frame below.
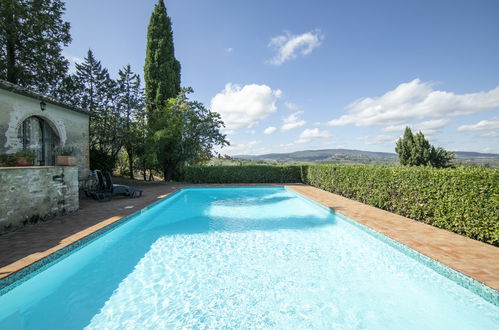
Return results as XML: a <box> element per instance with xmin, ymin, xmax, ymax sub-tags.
<box><xmin>144</xmin><ymin>0</ymin><xmax>181</xmax><ymax>120</ymax></box>
<box><xmin>395</xmin><ymin>126</ymin><xmax>454</xmax><ymax>168</ymax></box>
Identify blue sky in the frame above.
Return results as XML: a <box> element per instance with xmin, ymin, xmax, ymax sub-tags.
<box><xmin>63</xmin><ymin>0</ymin><xmax>499</xmax><ymax>155</ymax></box>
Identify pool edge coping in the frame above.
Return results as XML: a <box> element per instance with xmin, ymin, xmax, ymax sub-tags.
<box><xmin>1</xmin><ymin>184</ymin><xmax>498</xmax><ymax>307</ymax></box>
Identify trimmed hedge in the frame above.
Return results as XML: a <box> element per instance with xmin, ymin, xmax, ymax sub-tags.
<box><xmin>180</xmin><ymin>165</ymin><xmax>304</xmax><ymax>183</ymax></box>
<box><xmin>304</xmin><ymin>165</ymin><xmax>499</xmax><ymax>246</ymax></box>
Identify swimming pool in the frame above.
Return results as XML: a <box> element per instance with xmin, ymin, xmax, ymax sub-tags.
<box><xmin>0</xmin><ymin>186</ymin><xmax>498</xmax><ymax>329</ymax></box>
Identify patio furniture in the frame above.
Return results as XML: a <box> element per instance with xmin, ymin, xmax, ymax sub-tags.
<box><xmin>84</xmin><ymin>170</ymin><xmax>112</xmax><ymax>202</ymax></box>
<box><xmin>103</xmin><ymin>172</ymin><xmax>143</xmax><ymax>198</ymax></box>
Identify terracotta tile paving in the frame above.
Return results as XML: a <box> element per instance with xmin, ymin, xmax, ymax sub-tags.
<box><xmin>1</xmin><ymin>183</ymin><xmax>498</xmax><ymax>293</ymax></box>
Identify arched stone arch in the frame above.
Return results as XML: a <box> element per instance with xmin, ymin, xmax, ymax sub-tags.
<box><xmin>4</xmin><ymin>112</ymin><xmax>67</xmax><ymax>151</ymax></box>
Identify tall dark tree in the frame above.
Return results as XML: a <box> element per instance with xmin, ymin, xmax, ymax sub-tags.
<box><xmin>50</xmin><ymin>74</ymin><xmax>83</xmax><ymax>107</ymax></box>
<box><xmin>0</xmin><ymin>0</ymin><xmax>71</xmax><ymax>94</ymax></box>
<box><xmin>75</xmin><ymin>50</ymin><xmax>122</xmax><ymax>171</ymax></box>
<box><xmin>144</xmin><ymin>0</ymin><xmax>181</xmax><ymax>119</ymax></box>
<box><xmin>395</xmin><ymin>127</ymin><xmax>454</xmax><ymax>168</ymax></box>
<box><xmin>116</xmin><ymin>64</ymin><xmax>145</xmax><ymax>179</ymax></box>
<box><xmin>75</xmin><ymin>50</ymin><xmax>116</xmax><ymax>112</ymax></box>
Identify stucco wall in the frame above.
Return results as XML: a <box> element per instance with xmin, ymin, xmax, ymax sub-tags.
<box><xmin>0</xmin><ymin>166</ymin><xmax>79</xmax><ymax>234</ymax></box>
<box><xmin>0</xmin><ymin>89</ymin><xmax>90</xmax><ymax>179</ymax></box>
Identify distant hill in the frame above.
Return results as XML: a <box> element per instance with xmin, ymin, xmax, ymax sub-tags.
<box><xmin>233</xmin><ymin>149</ymin><xmax>499</xmax><ymax>167</ymax></box>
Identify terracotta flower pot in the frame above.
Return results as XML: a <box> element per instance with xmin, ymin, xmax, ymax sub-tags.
<box><xmin>56</xmin><ymin>155</ymin><xmax>75</xmax><ymax>166</ymax></box>
<box><xmin>16</xmin><ymin>157</ymin><xmax>33</xmax><ymax>166</ymax></box>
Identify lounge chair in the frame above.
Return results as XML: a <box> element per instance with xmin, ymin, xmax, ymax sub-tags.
<box><xmin>84</xmin><ymin>170</ymin><xmax>112</xmax><ymax>202</ymax></box>
<box><xmin>103</xmin><ymin>172</ymin><xmax>143</xmax><ymax>198</ymax></box>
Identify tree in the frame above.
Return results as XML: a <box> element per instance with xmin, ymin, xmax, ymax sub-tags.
<box><xmin>74</xmin><ymin>50</ymin><xmax>123</xmax><ymax>171</ymax></box>
<box><xmin>395</xmin><ymin>127</ymin><xmax>454</xmax><ymax>168</ymax></box>
<box><xmin>0</xmin><ymin>0</ymin><xmax>71</xmax><ymax>94</ymax></box>
<box><xmin>153</xmin><ymin>88</ymin><xmax>229</xmax><ymax>180</ymax></box>
<box><xmin>144</xmin><ymin>0</ymin><xmax>181</xmax><ymax>119</ymax></box>
<box><xmin>116</xmin><ymin>64</ymin><xmax>145</xmax><ymax>179</ymax></box>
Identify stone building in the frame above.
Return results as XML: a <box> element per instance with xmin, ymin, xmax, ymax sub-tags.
<box><xmin>0</xmin><ymin>79</ymin><xmax>90</xmax><ymax>177</ymax></box>
<box><xmin>0</xmin><ymin>79</ymin><xmax>90</xmax><ymax>234</ymax></box>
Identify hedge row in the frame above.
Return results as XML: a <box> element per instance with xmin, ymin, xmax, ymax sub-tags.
<box><xmin>304</xmin><ymin>165</ymin><xmax>499</xmax><ymax>246</ymax></box>
<box><xmin>180</xmin><ymin>165</ymin><xmax>304</xmax><ymax>183</ymax></box>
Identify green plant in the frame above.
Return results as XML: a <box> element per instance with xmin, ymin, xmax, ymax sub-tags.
<box><xmin>90</xmin><ymin>148</ymin><xmax>117</xmax><ymax>173</ymax></box>
<box><xmin>0</xmin><ymin>153</ymin><xmax>17</xmax><ymax>166</ymax></box>
<box><xmin>179</xmin><ymin>165</ymin><xmax>305</xmax><ymax>183</ymax></box>
<box><xmin>54</xmin><ymin>145</ymin><xmax>76</xmax><ymax>156</ymax></box>
<box><xmin>304</xmin><ymin>165</ymin><xmax>499</xmax><ymax>246</ymax></box>
<box><xmin>15</xmin><ymin>150</ymin><xmax>36</xmax><ymax>162</ymax></box>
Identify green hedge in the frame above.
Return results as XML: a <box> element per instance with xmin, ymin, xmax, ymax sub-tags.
<box><xmin>304</xmin><ymin>165</ymin><xmax>499</xmax><ymax>246</ymax></box>
<box><xmin>180</xmin><ymin>165</ymin><xmax>304</xmax><ymax>183</ymax></box>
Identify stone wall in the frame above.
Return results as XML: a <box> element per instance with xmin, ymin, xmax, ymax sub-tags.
<box><xmin>0</xmin><ymin>166</ymin><xmax>79</xmax><ymax>234</ymax></box>
<box><xmin>0</xmin><ymin>89</ymin><xmax>90</xmax><ymax>180</ymax></box>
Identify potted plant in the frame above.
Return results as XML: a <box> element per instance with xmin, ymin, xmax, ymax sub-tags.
<box><xmin>55</xmin><ymin>146</ymin><xmax>76</xmax><ymax>166</ymax></box>
<box><xmin>0</xmin><ymin>153</ymin><xmax>17</xmax><ymax>167</ymax></box>
<box><xmin>14</xmin><ymin>150</ymin><xmax>36</xmax><ymax>166</ymax></box>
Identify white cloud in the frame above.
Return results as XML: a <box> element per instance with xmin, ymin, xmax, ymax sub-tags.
<box><xmin>296</xmin><ymin>128</ymin><xmax>331</xmax><ymax>144</ymax></box>
<box><xmin>211</xmin><ymin>83</ymin><xmax>282</xmax><ymax>129</ymax></box>
<box><xmin>224</xmin><ymin>130</ymin><xmax>237</xmax><ymax>136</ymax></box>
<box><xmin>481</xmin><ymin>131</ymin><xmax>499</xmax><ymax>137</ymax></box>
<box><xmin>221</xmin><ymin>140</ymin><xmax>271</xmax><ymax>155</ymax></box>
<box><xmin>225</xmin><ymin>47</ymin><xmax>234</xmax><ymax>53</ymax></box>
<box><xmin>382</xmin><ymin>118</ymin><xmax>450</xmax><ymax>135</ymax></box>
<box><xmin>327</xmin><ymin>79</ymin><xmax>499</xmax><ymax>127</ymax></box>
<box><xmin>481</xmin><ymin>147</ymin><xmax>499</xmax><ymax>153</ymax></box>
<box><xmin>267</xmin><ymin>30</ymin><xmax>324</xmax><ymax>65</ymax></box>
<box><xmin>356</xmin><ymin>135</ymin><xmax>398</xmax><ymax>145</ymax></box>
<box><xmin>284</xmin><ymin>102</ymin><xmax>299</xmax><ymax>110</ymax></box>
<box><xmin>457</xmin><ymin>116</ymin><xmax>499</xmax><ymax>131</ymax></box>
<box><xmin>264</xmin><ymin>126</ymin><xmax>277</xmax><ymax>135</ymax></box>
<box><xmin>281</xmin><ymin>111</ymin><xmax>306</xmax><ymax>132</ymax></box>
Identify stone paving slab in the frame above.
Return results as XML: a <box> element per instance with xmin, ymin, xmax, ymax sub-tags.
<box><xmin>0</xmin><ymin>183</ymin><xmax>498</xmax><ymax>292</ymax></box>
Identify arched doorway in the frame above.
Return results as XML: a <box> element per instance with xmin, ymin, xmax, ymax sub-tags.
<box><xmin>18</xmin><ymin>116</ymin><xmax>60</xmax><ymax>165</ymax></box>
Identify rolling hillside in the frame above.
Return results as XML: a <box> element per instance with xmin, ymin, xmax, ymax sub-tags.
<box><xmin>233</xmin><ymin>149</ymin><xmax>499</xmax><ymax>167</ymax></box>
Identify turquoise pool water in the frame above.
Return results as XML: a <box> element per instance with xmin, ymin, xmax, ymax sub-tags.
<box><xmin>0</xmin><ymin>187</ymin><xmax>498</xmax><ymax>329</ymax></box>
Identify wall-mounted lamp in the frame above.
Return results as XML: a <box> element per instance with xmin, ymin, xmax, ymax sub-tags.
<box><xmin>40</xmin><ymin>101</ymin><xmax>46</xmax><ymax>111</ymax></box>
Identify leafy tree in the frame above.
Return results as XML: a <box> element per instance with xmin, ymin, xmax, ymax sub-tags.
<box><xmin>144</xmin><ymin>0</ymin><xmax>181</xmax><ymax>119</ymax></box>
<box><xmin>153</xmin><ymin>88</ymin><xmax>229</xmax><ymax>181</ymax></box>
<box><xmin>116</xmin><ymin>64</ymin><xmax>145</xmax><ymax>179</ymax></box>
<box><xmin>74</xmin><ymin>50</ymin><xmax>122</xmax><ymax>171</ymax></box>
<box><xmin>395</xmin><ymin>127</ymin><xmax>454</xmax><ymax>168</ymax></box>
<box><xmin>0</xmin><ymin>0</ymin><xmax>71</xmax><ymax>94</ymax></box>
<box><xmin>430</xmin><ymin>146</ymin><xmax>455</xmax><ymax>168</ymax></box>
